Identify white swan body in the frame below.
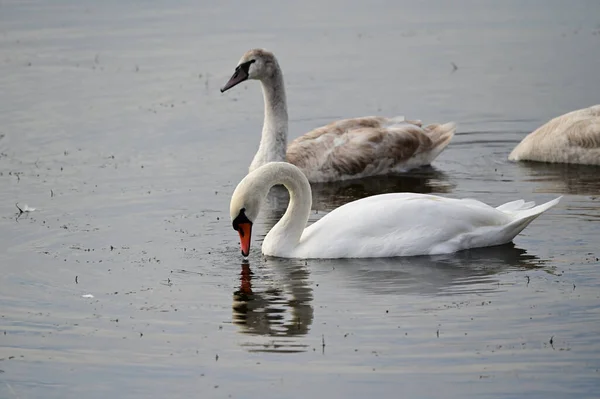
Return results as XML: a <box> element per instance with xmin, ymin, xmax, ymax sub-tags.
<box><xmin>230</xmin><ymin>162</ymin><xmax>561</xmax><ymax>259</ymax></box>
<box><xmin>509</xmin><ymin>105</ymin><xmax>600</xmax><ymax>165</ymax></box>
<box><xmin>221</xmin><ymin>49</ymin><xmax>456</xmax><ymax>183</ymax></box>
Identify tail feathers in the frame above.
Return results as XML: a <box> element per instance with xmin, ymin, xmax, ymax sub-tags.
<box><xmin>423</xmin><ymin>122</ymin><xmax>457</xmax><ymax>162</ymax></box>
<box><xmin>449</xmin><ymin>196</ymin><xmax>561</xmax><ymax>252</ymax></box>
<box><xmin>513</xmin><ymin>196</ymin><xmax>561</xmax><ymax>219</ymax></box>
<box><xmin>496</xmin><ymin>199</ymin><xmax>536</xmax><ymax>212</ymax></box>
<box><xmin>428</xmin><ymin>122</ymin><xmax>456</xmax><ymax>145</ymax></box>
<box><xmin>502</xmin><ymin>196</ymin><xmax>561</xmax><ymax>238</ymax></box>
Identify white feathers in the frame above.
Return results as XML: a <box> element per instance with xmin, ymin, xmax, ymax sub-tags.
<box><xmin>231</xmin><ymin>162</ymin><xmax>560</xmax><ymax>259</ymax></box>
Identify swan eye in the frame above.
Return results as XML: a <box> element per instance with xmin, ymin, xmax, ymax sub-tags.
<box><xmin>232</xmin><ymin>208</ymin><xmax>251</xmax><ymax>232</ymax></box>
<box><xmin>238</xmin><ymin>59</ymin><xmax>255</xmax><ymax>73</ymax></box>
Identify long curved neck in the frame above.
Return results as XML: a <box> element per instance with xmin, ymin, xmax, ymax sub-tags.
<box><xmin>260</xmin><ymin>164</ymin><xmax>311</xmax><ymax>255</ymax></box>
<box><xmin>250</xmin><ymin>70</ymin><xmax>288</xmax><ymax>171</ymax></box>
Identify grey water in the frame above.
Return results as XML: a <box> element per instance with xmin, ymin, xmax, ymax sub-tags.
<box><xmin>1</xmin><ymin>0</ymin><xmax>599</xmax><ymax>398</ymax></box>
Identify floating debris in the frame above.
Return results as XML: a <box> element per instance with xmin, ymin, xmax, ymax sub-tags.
<box><xmin>16</xmin><ymin>203</ymin><xmax>36</xmax><ymax>213</ymax></box>
<box><xmin>81</xmin><ymin>294</ymin><xmax>94</xmax><ymax>298</ymax></box>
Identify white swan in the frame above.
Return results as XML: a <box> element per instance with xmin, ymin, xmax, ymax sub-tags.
<box><xmin>221</xmin><ymin>49</ymin><xmax>456</xmax><ymax>183</ymax></box>
<box><xmin>509</xmin><ymin>105</ymin><xmax>600</xmax><ymax>165</ymax></box>
<box><xmin>230</xmin><ymin>162</ymin><xmax>561</xmax><ymax>259</ymax></box>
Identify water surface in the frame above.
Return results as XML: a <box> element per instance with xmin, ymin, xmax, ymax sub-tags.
<box><xmin>1</xmin><ymin>1</ymin><xmax>599</xmax><ymax>398</ymax></box>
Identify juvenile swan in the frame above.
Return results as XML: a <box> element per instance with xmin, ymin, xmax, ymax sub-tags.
<box><xmin>509</xmin><ymin>105</ymin><xmax>600</xmax><ymax>165</ymax></box>
<box><xmin>230</xmin><ymin>162</ymin><xmax>560</xmax><ymax>259</ymax></box>
<box><xmin>221</xmin><ymin>49</ymin><xmax>456</xmax><ymax>183</ymax></box>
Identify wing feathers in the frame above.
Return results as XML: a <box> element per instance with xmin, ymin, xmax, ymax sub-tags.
<box><xmin>287</xmin><ymin>117</ymin><xmax>456</xmax><ymax>181</ymax></box>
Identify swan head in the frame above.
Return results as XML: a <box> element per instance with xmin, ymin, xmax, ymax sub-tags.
<box><xmin>221</xmin><ymin>49</ymin><xmax>279</xmax><ymax>92</ymax></box>
<box><xmin>230</xmin><ymin>169</ymin><xmax>267</xmax><ymax>257</ymax></box>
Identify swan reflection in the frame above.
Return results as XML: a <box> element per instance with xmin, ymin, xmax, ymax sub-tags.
<box><xmin>232</xmin><ymin>259</ymin><xmax>313</xmax><ymax>353</ymax></box>
<box><xmin>232</xmin><ymin>244</ymin><xmax>543</xmax><ymax>353</ymax></box>
<box><xmin>309</xmin><ymin>243</ymin><xmax>544</xmax><ymax>296</ymax></box>
<box><xmin>516</xmin><ymin>161</ymin><xmax>600</xmax><ymax>196</ymax></box>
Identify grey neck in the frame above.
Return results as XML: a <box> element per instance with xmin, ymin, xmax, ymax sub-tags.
<box><xmin>250</xmin><ymin>71</ymin><xmax>289</xmax><ymax>171</ymax></box>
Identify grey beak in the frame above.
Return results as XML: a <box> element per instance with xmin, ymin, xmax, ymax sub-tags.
<box><xmin>220</xmin><ymin>67</ymin><xmax>249</xmax><ymax>93</ymax></box>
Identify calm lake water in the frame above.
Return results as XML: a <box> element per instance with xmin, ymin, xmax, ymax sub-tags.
<box><xmin>1</xmin><ymin>1</ymin><xmax>599</xmax><ymax>398</ymax></box>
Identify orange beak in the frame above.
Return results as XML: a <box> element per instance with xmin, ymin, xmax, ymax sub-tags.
<box><xmin>237</xmin><ymin>222</ymin><xmax>252</xmax><ymax>257</ymax></box>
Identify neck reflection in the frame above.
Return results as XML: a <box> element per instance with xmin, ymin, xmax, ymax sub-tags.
<box><xmin>232</xmin><ymin>259</ymin><xmax>314</xmax><ymax>352</ymax></box>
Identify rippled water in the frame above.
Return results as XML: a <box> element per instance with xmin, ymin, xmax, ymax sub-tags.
<box><xmin>1</xmin><ymin>1</ymin><xmax>599</xmax><ymax>398</ymax></box>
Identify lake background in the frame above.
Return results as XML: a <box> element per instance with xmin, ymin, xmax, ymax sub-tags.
<box><xmin>1</xmin><ymin>0</ymin><xmax>599</xmax><ymax>398</ymax></box>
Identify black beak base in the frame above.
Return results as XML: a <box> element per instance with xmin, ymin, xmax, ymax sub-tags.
<box><xmin>220</xmin><ymin>59</ymin><xmax>255</xmax><ymax>93</ymax></box>
<box><xmin>220</xmin><ymin>68</ymin><xmax>248</xmax><ymax>93</ymax></box>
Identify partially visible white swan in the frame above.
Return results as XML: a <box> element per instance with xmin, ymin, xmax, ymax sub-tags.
<box><xmin>230</xmin><ymin>162</ymin><xmax>560</xmax><ymax>259</ymax></box>
<box><xmin>509</xmin><ymin>105</ymin><xmax>600</xmax><ymax>165</ymax></box>
<box><xmin>221</xmin><ymin>49</ymin><xmax>456</xmax><ymax>183</ymax></box>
